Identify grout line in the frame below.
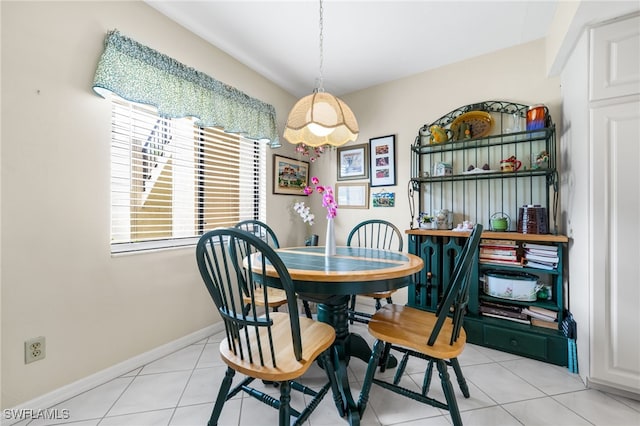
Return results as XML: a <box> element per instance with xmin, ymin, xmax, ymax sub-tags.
<box><xmin>167</xmin><ymin>341</ymin><xmax>210</xmax><ymax>425</ymax></box>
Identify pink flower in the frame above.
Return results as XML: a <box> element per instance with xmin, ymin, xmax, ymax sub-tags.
<box><xmin>296</xmin><ymin>143</ymin><xmax>329</xmax><ymax>162</ymax></box>
<box><xmin>295</xmin><ymin>176</ymin><xmax>338</xmax><ymax>221</ymax></box>
<box><xmin>321</xmin><ymin>187</ymin><xmax>338</xmax><ymax>219</ymax></box>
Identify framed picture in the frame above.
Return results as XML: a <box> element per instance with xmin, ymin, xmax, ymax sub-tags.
<box><xmin>337</xmin><ymin>143</ymin><xmax>369</xmax><ymax>181</ymax></box>
<box><xmin>273</xmin><ymin>154</ymin><xmax>309</xmax><ymax>195</ymax></box>
<box><xmin>370</xmin><ymin>135</ymin><xmax>396</xmax><ymax>187</ymax></box>
<box><xmin>372</xmin><ymin>192</ymin><xmax>395</xmax><ymax>207</ymax></box>
<box><xmin>335</xmin><ymin>182</ymin><xmax>369</xmax><ymax>209</ymax></box>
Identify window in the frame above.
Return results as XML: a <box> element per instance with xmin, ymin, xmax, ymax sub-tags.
<box><xmin>110</xmin><ymin>98</ymin><xmax>266</xmax><ymax>253</ymax></box>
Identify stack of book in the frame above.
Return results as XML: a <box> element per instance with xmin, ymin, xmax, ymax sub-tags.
<box><xmin>522</xmin><ymin>242</ymin><xmax>559</xmax><ymax>270</ymax></box>
<box><xmin>523</xmin><ymin>305</ymin><xmax>558</xmax><ymax>329</ymax></box>
<box><xmin>479</xmin><ymin>300</ymin><xmax>530</xmax><ymax>324</ymax></box>
<box><xmin>479</xmin><ymin>239</ymin><xmax>522</xmax><ymax>267</ymax></box>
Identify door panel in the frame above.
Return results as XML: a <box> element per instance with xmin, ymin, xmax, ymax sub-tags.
<box><xmin>590</xmin><ymin>99</ymin><xmax>640</xmax><ymax>393</ymax></box>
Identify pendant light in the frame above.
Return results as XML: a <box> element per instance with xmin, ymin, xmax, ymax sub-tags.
<box><xmin>283</xmin><ymin>0</ymin><xmax>359</xmax><ymax>147</ymax></box>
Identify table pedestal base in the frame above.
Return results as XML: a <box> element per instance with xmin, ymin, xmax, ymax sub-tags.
<box><xmin>317</xmin><ymin>296</ymin><xmax>396</xmax><ymax>425</ymax></box>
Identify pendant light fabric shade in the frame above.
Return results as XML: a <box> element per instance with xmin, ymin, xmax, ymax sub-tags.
<box><xmin>284</xmin><ymin>91</ymin><xmax>359</xmax><ymax>147</ymax></box>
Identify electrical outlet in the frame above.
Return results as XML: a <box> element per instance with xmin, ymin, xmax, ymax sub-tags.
<box><xmin>25</xmin><ymin>336</ymin><xmax>46</xmax><ymax>364</ymax></box>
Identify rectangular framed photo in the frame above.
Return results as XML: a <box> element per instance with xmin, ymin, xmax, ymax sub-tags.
<box><xmin>273</xmin><ymin>154</ymin><xmax>309</xmax><ymax>195</ymax></box>
<box><xmin>335</xmin><ymin>182</ymin><xmax>369</xmax><ymax>209</ymax></box>
<box><xmin>372</xmin><ymin>192</ymin><xmax>396</xmax><ymax>207</ymax></box>
<box><xmin>337</xmin><ymin>143</ymin><xmax>369</xmax><ymax>181</ymax></box>
<box><xmin>370</xmin><ymin>135</ymin><xmax>396</xmax><ymax>187</ymax></box>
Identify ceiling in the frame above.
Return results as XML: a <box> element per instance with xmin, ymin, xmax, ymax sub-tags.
<box><xmin>144</xmin><ymin>1</ymin><xmax>630</xmax><ymax>98</ymax></box>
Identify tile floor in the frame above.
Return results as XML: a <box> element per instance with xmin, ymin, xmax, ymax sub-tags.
<box><xmin>9</xmin><ymin>322</ymin><xmax>640</xmax><ymax>426</ymax></box>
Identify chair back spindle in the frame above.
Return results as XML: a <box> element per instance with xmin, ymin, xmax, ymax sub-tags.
<box><xmin>235</xmin><ymin>219</ymin><xmax>280</xmax><ymax>248</ymax></box>
<box><xmin>346</xmin><ymin>219</ymin><xmax>404</xmax><ymax>324</ymax></box>
<box><xmin>197</xmin><ymin>228</ymin><xmax>303</xmax><ymax>366</ymax></box>
<box><xmin>347</xmin><ymin>219</ymin><xmax>403</xmax><ymax>251</ymax></box>
<box><xmin>358</xmin><ymin>224</ymin><xmax>483</xmax><ymax>426</ymax></box>
<box><xmin>197</xmin><ymin>228</ymin><xmax>338</xmax><ymax>426</ymax></box>
<box><xmin>427</xmin><ymin>224</ymin><xmax>482</xmax><ymax>346</ymax></box>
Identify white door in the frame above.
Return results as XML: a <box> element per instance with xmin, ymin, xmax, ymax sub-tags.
<box><xmin>589</xmin><ymin>14</ymin><xmax>640</xmax><ymax>394</ymax></box>
<box><xmin>590</xmin><ymin>100</ymin><xmax>640</xmax><ymax>394</ymax></box>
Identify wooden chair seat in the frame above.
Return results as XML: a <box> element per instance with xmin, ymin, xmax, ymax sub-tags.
<box><xmin>242</xmin><ymin>287</ymin><xmax>288</xmax><ymax>310</ymax></box>
<box><xmin>360</xmin><ymin>289</ymin><xmax>396</xmax><ymax>300</ymax></box>
<box><xmin>197</xmin><ymin>228</ymin><xmax>342</xmax><ymax>426</ymax></box>
<box><xmin>356</xmin><ymin>224</ymin><xmax>483</xmax><ymax>426</ymax></box>
<box><xmin>220</xmin><ymin>313</ymin><xmax>335</xmax><ymax>382</ymax></box>
<box><xmin>368</xmin><ymin>304</ymin><xmax>465</xmax><ymax>361</ymax></box>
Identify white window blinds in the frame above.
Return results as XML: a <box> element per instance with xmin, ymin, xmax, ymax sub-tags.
<box><xmin>110</xmin><ymin>98</ymin><xmax>266</xmax><ymax>253</ymax></box>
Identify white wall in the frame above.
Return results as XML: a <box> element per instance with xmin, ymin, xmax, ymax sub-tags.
<box><xmin>559</xmin><ymin>29</ymin><xmax>591</xmax><ymax>386</ymax></box>
<box><xmin>0</xmin><ymin>0</ymin><xmax>296</xmax><ymax>408</ymax></box>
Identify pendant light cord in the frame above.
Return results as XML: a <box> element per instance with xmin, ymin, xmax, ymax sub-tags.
<box><xmin>317</xmin><ymin>0</ymin><xmax>324</xmax><ymax>92</ymax></box>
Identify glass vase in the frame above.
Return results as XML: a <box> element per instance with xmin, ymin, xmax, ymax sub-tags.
<box><xmin>325</xmin><ymin>218</ymin><xmax>336</xmax><ymax>256</ymax></box>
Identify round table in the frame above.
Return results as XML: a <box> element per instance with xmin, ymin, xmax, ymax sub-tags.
<box><xmin>250</xmin><ymin>246</ymin><xmax>423</xmax><ymax>425</ymax></box>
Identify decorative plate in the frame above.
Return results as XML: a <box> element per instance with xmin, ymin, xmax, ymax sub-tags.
<box><xmin>451</xmin><ymin>111</ymin><xmax>494</xmax><ymax>140</ymax></box>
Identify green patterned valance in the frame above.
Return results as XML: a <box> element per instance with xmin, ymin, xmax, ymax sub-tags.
<box><xmin>92</xmin><ymin>30</ymin><xmax>278</xmax><ymax>143</ymax></box>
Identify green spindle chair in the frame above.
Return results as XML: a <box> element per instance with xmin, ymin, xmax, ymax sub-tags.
<box><xmin>356</xmin><ymin>224</ymin><xmax>483</xmax><ymax>426</ymax></box>
<box><xmin>235</xmin><ymin>219</ymin><xmax>313</xmax><ymax>318</ymax></box>
<box><xmin>196</xmin><ymin>228</ymin><xmax>342</xmax><ymax>426</ymax></box>
<box><xmin>346</xmin><ymin>219</ymin><xmax>404</xmax><ymax>324</ymax></box>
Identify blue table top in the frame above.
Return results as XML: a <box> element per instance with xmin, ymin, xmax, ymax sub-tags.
<box><xmin>278</xmin><ymin>246</ymin><xmax>409</xmax><ymax>270</ymax></box>
<box><xmin>254</xmin><ymin>246</ymin><xmax>424</xmax><ymax>296</ymax></box>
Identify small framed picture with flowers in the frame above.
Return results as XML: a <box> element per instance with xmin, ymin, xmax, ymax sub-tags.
<box><xmin>337</xmin><ymin>143</ymin><xmax>369</xmax><ymax>181</ymax></box>
<box><xmin>273</xmin><ymin>154</ymin><xmax>310</xmax><ymax>195</ymax></box>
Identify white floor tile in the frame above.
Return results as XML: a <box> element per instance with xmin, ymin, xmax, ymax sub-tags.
<box><xmin>238</xmin><ymin>389</ymin><xmax>307</xmax><ymax>426</ymax></box>
<box><xmin>458</xmin><ymin>405</ymin><xmax>522</xmax><ymax>426</ymax></box>
<box><xmin>119</xmin><ymin>367</ymin><xmax>142</xmax><ymax>378</ymax></box>
<box><xmin>99</xmin><ymin>409</ymin><xmax>173</xmax><ymax>425</ymax></box>
<box><xmin>501</xmin><ymin>357</ymin><xmax>586</xmax><ymax>395</ymax></box>
<box><xmin>609</xmin><ymin>392</ymin><xmax>640</xmax><ymax>412</ymax></box>
<box><xmin>195</xmin><ymin>343</ymin><xmax>224</xmax><ymax>369</ymax></box>
<box><xmin>458</xmin><ymin>344</ymin><xmax>495</xmax><ymax>366</ymax></box>
<box><xmin>553</xmin><ymin>389</ymin><xmax>640</xmax><ymax>425</ymax></box>
<box><xmin>391</xmin><ymin>416</ymin><xmax>451</xmax><ymax>426</ymax></box>
<box><xmin>462</xmin><ymin>363</ymin><xmax>545</xmax><ymax>404</ymax></box>
<box><xmin>139</xmin><ymin>345</ymin><xmax>205</xmax><ymax>375</ymax></box>
<box><xmin>503</xmin><ymin>396</ymin><xmax>592</xmax><ymax>425</ymax></box>
<box><xmin>179</xmin><ymin>366</ymin><xmax>230</xmax><ymax>407</ymax></box>
<box><xmin>169</xmin><ymin>404</ymin><xmax>211</xmax><ymax>426</ymax></box>
<box><xmin>407</xmin><ymin>375</ymin><xmax>495</xmax><ymax>413</ymax></box>
<box><xmin>28</xmin><ymin>377</ymin><xmax>134</xmax><ymax>425</ymax></box>
<box><xmin>304</xmin><ymin>390</ymin><xmax>352</xmax><ymax>426</ymax></box>
<box><xmin>474</xmin><ymin>345</ymin><xmax>524</xmax><ymax>362</ymax></box>
<box><xmin>206</xmin><ymin>332</ymin><xmax>225</xmax><ymax>344</ymax></box>
<box><xmin>107</xmin><ymin>371</ymin><xmax>191</xmax><ymax>416</ymax></box>
<box><xmin>57</xmin><ymin>421</ymin><xmax>100</xmax><ymax>426</ymax></box>
<box><xmin>27</xmin><ymin>332</ymin><xmax>640</xmax><ymax>426</ymax></box>
<box><xmin>12</xmin><ymin>420</ymin><xmax>99</xmax><ymax>426</ymax></box>
<box><xmin>170</xmin><ymin>400</ymin><xmax>241</xmax><ymax>426</ymax></box>
<box><xmin>366</xmin><ymin>375</ymin><xmax>442</xmax><ymax>425</ymax></box>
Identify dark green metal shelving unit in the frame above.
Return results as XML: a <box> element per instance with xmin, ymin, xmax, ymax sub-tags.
<box><xmin>406</xmin><ymin>101</ymin><xmax>570</xmax><ymax>367</ymax></box>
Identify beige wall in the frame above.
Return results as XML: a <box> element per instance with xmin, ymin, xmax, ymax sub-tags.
<box><xmin>1</xmin><ymin>0</ymin><xmax>562</xmax><ymax>409</ymax></box>
<box><xmin>312</xmin><ymin>39</ymin><xmax>562</xmax><ymax>246</ymax></box>
<box><xmin>0</xmin><ymin>0</ymin><xmax>298</xmax><ymax>408</ymax></box>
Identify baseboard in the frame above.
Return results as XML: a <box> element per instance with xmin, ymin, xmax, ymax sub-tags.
<box><xmin>587</xmin><ymin>377</ymin><xmax>640</xmax><ymax>402</ymax></box>
<box><xmin>2</xmin><ymin>323</ymin><xmax>224</xmax><ymax>425</ymax></box>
